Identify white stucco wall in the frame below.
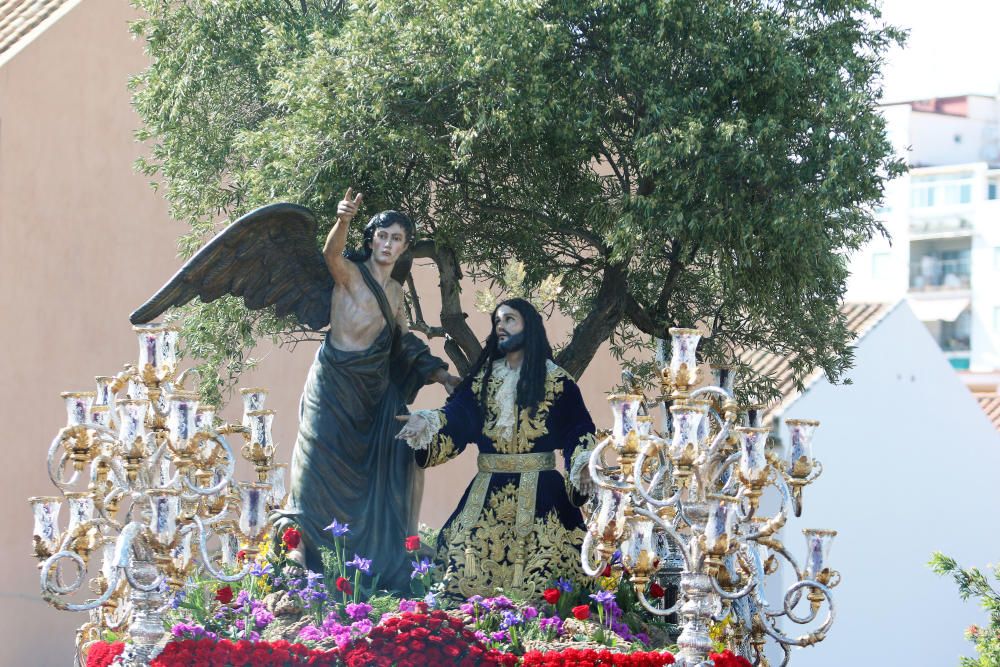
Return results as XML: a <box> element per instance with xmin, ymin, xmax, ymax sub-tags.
<box><xmin>775</xmin><ymin>303</ymin><xmax>1000</xmax><ymax>666</ymax></box>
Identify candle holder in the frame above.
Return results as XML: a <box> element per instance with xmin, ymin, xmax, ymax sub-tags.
<box><xmin>32</xmin><ymin>323</ymin><xmax>284</xmax><ymax>666</ymax></box>
<box><xmin>583</xmin><ymin>327</ymin><xmax>839</xmax><ymax>666</ymax></box>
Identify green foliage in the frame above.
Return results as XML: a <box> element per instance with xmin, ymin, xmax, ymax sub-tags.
<box><xmin>131</xmin><ymin>0</ymin><xmax>904</xmax><ymax>404</ymax></box>
<box><xmin>931</xmin><ymin>552</ymin><xmax>1000</xmax><ymax>666</ymax></box>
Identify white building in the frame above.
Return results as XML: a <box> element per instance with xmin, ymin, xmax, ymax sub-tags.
<box><xmin>742</xmin><ymin>301</ymin><xmax>1000</xmax><ymax>666</ymax></box>
<box><xmin>846</xmin><ymin>94</ymin><xmax>1000</xmax><ymax>371</ymax></box>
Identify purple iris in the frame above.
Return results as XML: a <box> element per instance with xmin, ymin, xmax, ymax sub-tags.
<box><xmin>324</xmin><ymin>519</ymin><xmax>350</xmax><ymax>537</ymax></box>
<box><xmin>410</xmin><ymin>557</ymin><xmax>434</xmax><ymax>578</ymax></box>
<box><xmin>590</xmin><ymin>590</ymin><xmax>615</xmax><ymax>604</ymax></box>
<box><xmin>347</xmin><ymin>554</ymin><xmax>372</xmax><ymax>574</ymax></box>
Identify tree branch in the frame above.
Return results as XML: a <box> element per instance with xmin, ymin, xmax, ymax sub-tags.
<box><xmin>555</xmin><ymin>262</ymin><xmax>628</xmax><ymax>379</ymax></box>
<box><xmin>435</xmin><ymin>243</ymin><xmax>481</xmax><ymax>373</ymax></box>
<box><xmin>653</xmin><ymin>240</ymin><xmax>685</xmax><ymax>317</ymax></box>
<box><xmin>622</xmin><ymin>292</ymin><xmax>658</xmax><ymax>336</ymax></box>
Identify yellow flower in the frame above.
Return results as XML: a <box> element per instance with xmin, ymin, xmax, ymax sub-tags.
<box><xmin>709</xmin><ymin>615</ymin><xmax>732</xmax><ymax>652</ymax></box>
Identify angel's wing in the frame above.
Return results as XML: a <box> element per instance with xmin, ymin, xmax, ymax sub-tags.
<box><xmin>130</xmin><ymin>203</ymin><xmax>334</xmax><ymax>331</ymax></box>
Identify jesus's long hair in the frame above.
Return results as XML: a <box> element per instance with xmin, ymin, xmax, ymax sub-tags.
<box><xmin>453</xmin><ymin>298</ymin><xmax>553</xmax><ymax>416</ymax></box>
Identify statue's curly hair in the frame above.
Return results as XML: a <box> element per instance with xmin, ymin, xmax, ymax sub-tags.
<box><xmin>344</xmin><ymin>210</ymin><xmax>416</xmax><ymax>262</ymax></box>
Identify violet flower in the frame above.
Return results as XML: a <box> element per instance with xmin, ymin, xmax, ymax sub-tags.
<box><xmin>324</xmin><ymin>519</ymin><xmax>350</xmax><ymax>537</ymax></box>
<box><xmin>347</xmin><ymin>554</ymin><xmax>372</xmax><ymax>574</ymax></box>
<box><xmin>345</xmin><ymin>602</ymin><xmax>373</xmax><ymax>621</ymax></box>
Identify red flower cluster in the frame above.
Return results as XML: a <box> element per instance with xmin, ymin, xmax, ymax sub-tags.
<box><xmin>404</xmin><ymin>535</ymin><xmax>421</xmax><ymax>551</ymax></box>
<box><xmin>341</xmin><ymin>609</ymin><xmax>514</xmax><ymax>667</ymax></box>
<box><xmin>215</xmin><ymin>585</ymin><xmax>234</xmax><ymax>604</ymax></box>
<box><xmin>521</xmin><ymin>648</ymin><xmax>676</xmax><ymax>666</ymax></box>
<box><xmin>542</xmin><ymin>588</ymin><xmax>561</xmax><ymax>604</ymax></box>
<box><xmin>88</xmin><ymin>639</ymin><xmax>337</xmax><ymax>667</ymax></box>
<box><xmin>648</xmin><ymin>583</ymin><xmax>665</xmax><ymax>599</ymax></box>
<box><xmin>153</xmin><ymin>639</ymin><xmax>335</xmax><ymax>666</ymax></box>
<box><xmin>86</xmin><ymin>641</ymin><xmax>124</xmax><ymax>667</ymax></box>
<box><xmin>282</xmin><ymin>527</ymin><xmax>302</xmax><ymax>550</ymax></box>
<box><xmin>335</xmin><ymin>576</ymin><xmax>353</xmax><ymax>595</ymax></box>
<box><xmin>572</xmin><ymin>604</ymin><xmax>591</xmax><ymax>620</ymax></box>
<box><xmin>708</xmin><ymin>650</ymin><xmax>752</xmax><ymax>667</ymax></box>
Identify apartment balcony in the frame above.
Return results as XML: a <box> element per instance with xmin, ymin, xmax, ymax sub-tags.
<box><xmin>908</xmin><ymin>257</ymin><xmax>971</xmax><ymax>291</ymax></box>
<box><xmin>908</xmin><ymin>215</ymin><xmax>974</xmax><ymax>240</ymax></box>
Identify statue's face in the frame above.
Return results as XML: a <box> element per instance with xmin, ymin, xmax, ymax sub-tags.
<box><xmin>369</xmin><ymin>222</ymin><xmax>409</xmax><ymax>266</ymax></box>
<box><xmin>494</xmin><ymin>305</ymin><xmax>525</xmax><ymax>345</ymax></box>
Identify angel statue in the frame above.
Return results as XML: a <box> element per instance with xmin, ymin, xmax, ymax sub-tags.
<box><xmin>131</xmin><ymin>189</ymin><xmax>460</xmax><ymax>591</ymax></box>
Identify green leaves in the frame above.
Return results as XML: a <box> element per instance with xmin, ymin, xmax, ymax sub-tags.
<box><xmin>930</xmin><ymin>552</ymin><xmax>1000</xmax><ymax>667</ymax></box>
<box><xmin>132</xmin><ymin>0</ymin><xmax>902</xmax><ymax>402</ymax></box>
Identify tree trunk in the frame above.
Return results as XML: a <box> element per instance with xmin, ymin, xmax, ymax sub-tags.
<box><xmin>434</xmin><ymin>243</ymin><xmax>482</xmax><ymax>374</ymax></box>
<box><xmin>555</xmin><ymin>263</ymin><xmax>628</xmax><ymax>379</ymax></box>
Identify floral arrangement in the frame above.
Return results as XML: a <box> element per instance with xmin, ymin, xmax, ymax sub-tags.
<box><xmin>87</xmin><ymin>640</ymin><xmax>679</xmax><ymax>667</ymax></box>
<box><xmin>82</xmin><ymin>520</ymin><xmax>747</xmax><ymax>666</ymax></box>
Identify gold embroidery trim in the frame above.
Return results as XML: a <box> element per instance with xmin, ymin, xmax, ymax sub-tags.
<box><xmin>426</xmin><ymin>434</ymin><xmax>457</xmax><ymax>467</ymax></box>
<box><xmin>480</xmin><ymin>365</ymin><xmax>572</xmax><ymax>454</ymax></box>
<box><xmin>515</xmin><ymin>471</ymin><xmax>538</xmax><ymax>537</ymax></box>
<box><xmin>459</xmin><ymin>472</ymin><xmax>491</xmax><ymax>532</ymax></box>
<box><xmin>438</xmin><ymin>482</ymin><xmax>587</xmax><ymax>600</ymax></box>
<box><xmin>477</xmin><ymin>452</ymin><xmax>556</xmax><ymax>474</ymax></box>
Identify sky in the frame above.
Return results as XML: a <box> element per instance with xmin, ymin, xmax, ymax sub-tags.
<box><xmin>877</xmin><ymin>0</ymin><xmax>1000</xmax><ymax>103</ymax></box>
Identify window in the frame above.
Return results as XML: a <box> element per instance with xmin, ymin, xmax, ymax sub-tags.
<box><xmin>911</xmin><ymin>172</ymin><xmax>976</xmax><ymax>208</ymax></box>
<box><xmin>989</xmin><ymin>182</ymin><xmax>999</xmax><ymax>200</ymax></box>
<box><xmin>871</xmin><ymin>252</ymin><xmax>891</xmax><ymax>281</ymax></box>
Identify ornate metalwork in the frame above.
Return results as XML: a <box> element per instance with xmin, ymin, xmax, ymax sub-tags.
<box><xmin>582</xmin><ymin>327</ymin><xmax>839</xmax><ymax>666</ymax></box>
<box><xmin>31</xmin><ymin>324</ymin><xmax>287</xmax><ymax>666</ymax></box>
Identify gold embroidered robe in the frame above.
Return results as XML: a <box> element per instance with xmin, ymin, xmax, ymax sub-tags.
<box><xmin>414</xmin><ymin>361</ymin><xmax>596</xmax><ymax>600</ymax></box>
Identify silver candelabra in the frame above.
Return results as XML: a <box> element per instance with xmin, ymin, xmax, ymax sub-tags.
<box><xmin>30</xmin><ymin>324</ymin><xmax>287</xmax><ymax>665</ymax></box>
<box><xmin>582</xmin><ymin>328</ymin><xmax>838</xmax><ymax>666</ymax></box>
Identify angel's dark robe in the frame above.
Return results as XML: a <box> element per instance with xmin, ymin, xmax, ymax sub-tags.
<box><xmin>271</xmin><ymin>262</ymin><xmax>446</xmax><ymax>591</ymax></box>
<box><xmin>409</xmin><ymin>360</ymin><xmax>597</xmax><ymax>600</ymax></box>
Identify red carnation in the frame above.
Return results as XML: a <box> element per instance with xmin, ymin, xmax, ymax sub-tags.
<box><xmin>404</xmin><ymin>535</ymin><xmax>421</xmax><ymax>551</ymax></box>
<box><xmin>649</xmin><ymin>582</ymin><xmax>666</xmax><ymax>599</ymax></box>
<box><xmin>601</xmin><ymin>563</ymin><xmax>612</xmax><ymax>577</ymax></box>
<box><xmin>236</xmin><ymin>549</ymin><xmax>247</xmax><ymax>562</ymax></box>
<box><xmin>336</xmin><ymin>576</ymin><xmax>353</xmax><ymax>594</ymax></box>
<box><xmin>571</xmin><ymin>604</ymin><xmax>591</xmax><ymax>620</ymax></box>
<box><xmin>542</xmin><ymin>587</ymin><xmax>561</xmax><ymax>604</ymax></box>
<box><xmin>282</xmin><ymin>526</ymin><xmax>301</xmax><ymax>550</ymax></box>
<box><xmin>214</xmin><ymin>585</ymin><xmax>234</xmax><ymax>604</ymax></box>
<box><xmin>709</xmin><ymin>650</ymin><xmax>752</xmax><ymax>667</ymax></box>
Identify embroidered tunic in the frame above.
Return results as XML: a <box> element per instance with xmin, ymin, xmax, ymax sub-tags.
<box><xmin>408</xmin><ymin>360</ymin><xmax>597</xmax><ymax>600</ymax></box>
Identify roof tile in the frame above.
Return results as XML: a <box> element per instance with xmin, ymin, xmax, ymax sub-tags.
<box><xmin>0</xmin><ymin>0</ymin><xmax>74</xmax><ymax>60</ymax></box>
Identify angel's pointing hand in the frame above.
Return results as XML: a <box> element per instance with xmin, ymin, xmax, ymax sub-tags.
<box><xmin>337</xmin><ymin>187</ymin><xmax>364</xmax><ymax>223</ymax></box>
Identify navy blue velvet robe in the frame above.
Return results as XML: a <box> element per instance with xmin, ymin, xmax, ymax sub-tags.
<box><xmin>414</xmin><ymin>361</ymin><xmax>596</xmax><ymax>600</ymax></box>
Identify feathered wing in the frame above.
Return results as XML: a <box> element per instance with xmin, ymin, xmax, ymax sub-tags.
<box><xmin>130</xmin><ymin>203</ymin><xmax>334</xmax><ymax>331</ymax></box>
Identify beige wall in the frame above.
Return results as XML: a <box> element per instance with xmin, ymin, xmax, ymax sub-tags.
<box><xmin>0</xmin><ymin>2</ymin><xmax>621</xmax><ymax>664</ymax></box>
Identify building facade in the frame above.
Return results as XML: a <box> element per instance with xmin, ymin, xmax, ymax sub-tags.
<box><xmin>846</xmin><ymin>94</ymin><xmax>1000</xmax><ymax>371</ymax></box>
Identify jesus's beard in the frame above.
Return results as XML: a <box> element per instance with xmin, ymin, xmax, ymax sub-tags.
<box><xmin>498</xmin><ymin>332</ymin><xmax>526</xmax><ymax>354</ymax></box>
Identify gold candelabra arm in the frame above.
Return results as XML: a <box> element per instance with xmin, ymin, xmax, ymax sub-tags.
<box><xmin>109</xmin><ymin>365</ymin><xmax>137</xmax><ymax>395</ymax></box>
<box><xmin>216</xmin><ymin>424</ymin><xmax>249</xmax><ymax>438</ymax></box>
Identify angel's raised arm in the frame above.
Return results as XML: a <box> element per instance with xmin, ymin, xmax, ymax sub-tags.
<box><xmin>324</xmin><ymin>188</ymin><xmax>364</xmax><ymax>285</ymax></box>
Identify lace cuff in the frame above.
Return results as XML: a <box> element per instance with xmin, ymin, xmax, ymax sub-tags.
<box><xmin>568</xmin><ymin>433</ymin><xmax>598</xmax><ymax>494</ymax></box>
<box><xmin>402</xmin><ymin>409</ymin><xmax>444</xmax><ymax>451</ymax></box>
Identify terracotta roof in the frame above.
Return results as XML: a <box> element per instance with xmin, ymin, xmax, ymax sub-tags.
<box><xmin>975</xmin><ymin>394</ymin><xmax>1000</xmax><ymax>432</ymax></box>
<box><xmin>0</xmin><ymin>0</ymin><xmax>74</xmax><ymax>60</ymax></box>
<box><xmin>737</xmin><ymin>302</ymin><xmax>896</xmax><ymax>425</ymax></box>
